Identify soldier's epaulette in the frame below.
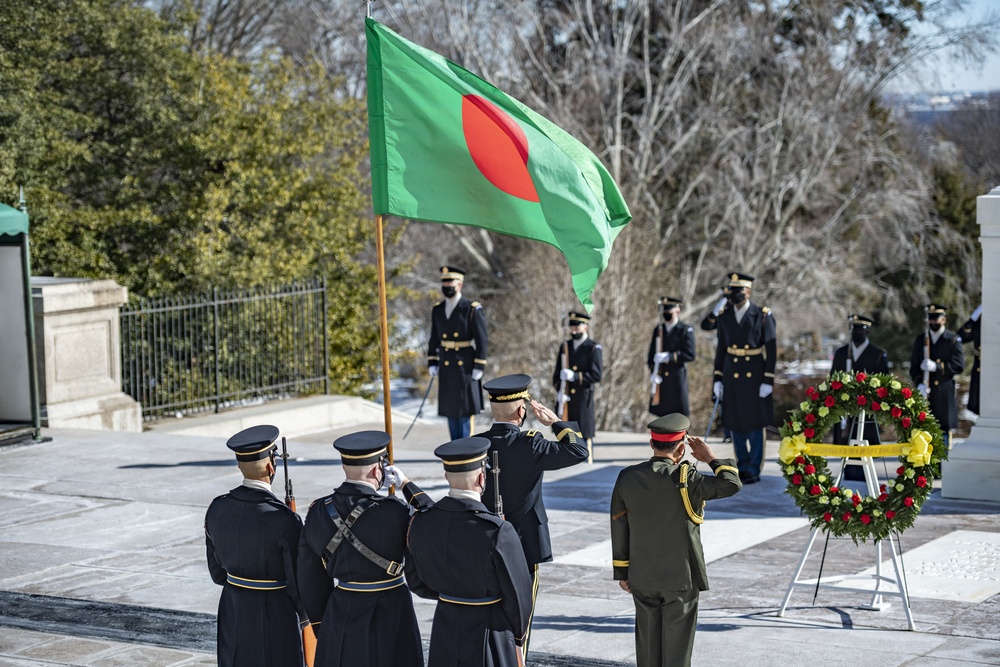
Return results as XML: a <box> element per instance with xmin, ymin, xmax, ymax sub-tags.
<box><xmin>471</xmin><ymin>301</ymin><xmax>482</xmax><ymax>309</ymax></box>
<box><xmin>435</xmin><ymin>300</ymin><xmax>443</xmax><ymax>306</ymax></box>
<box><xmin>525</xmin><ymin>429</ymin><xmax>539</xmax><ymax>437</ymax></box>
<box><xmin>762</xmin><ymin>306</ymin><xmax>771</xmax><ymax>315</ymax></box>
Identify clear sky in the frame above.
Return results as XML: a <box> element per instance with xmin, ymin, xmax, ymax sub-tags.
<box><xmin>905</xmin><ymin>0</ymin><xmax>1000</xmax><ymax>92</ymax></box>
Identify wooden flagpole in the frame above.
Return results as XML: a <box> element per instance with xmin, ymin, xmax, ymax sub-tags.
<box><xmin>375</xmin><ymin>214</ymin><xmax>394</xmax><ymax>460</ymax></box>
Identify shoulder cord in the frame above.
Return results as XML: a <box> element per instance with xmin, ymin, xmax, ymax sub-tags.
<box><xmin>678</xmin><ymin>462</ymin><xmax>705</xmax><ymax>525</ymax></box>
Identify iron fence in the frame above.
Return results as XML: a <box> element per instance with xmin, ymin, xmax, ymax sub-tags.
<box><xmin>121</xmin><ymin>279</ymin><xmax>329</xmax><ymax>421</ymax></box>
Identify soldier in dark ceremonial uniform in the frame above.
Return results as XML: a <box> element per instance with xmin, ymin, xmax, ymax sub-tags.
<box><xmin>296</xmin><ymin>431</ymin><xmax>433</xmax><ymax>667</ymax></box>
<box><xmin>480</xmin><ymin>374</ymin><xmax>589</xmax><ymax>656</ymax></box>
<box><xmin>711</xmin><ymin>272</ymin><xmax>776</xmax><ymax>483</ymax></box>
<box><xmin>648</xmin><ymin>296</ymin><xmax>696</xmax><ymax>417</ymax></box>
<box><xmin>406</xmin><ymin>437</ymin><xmax>534</xmax><ymax>667</ymax></box>
<box><xmin>611</xmin><ymin>414</ymin><xmax>742</xmax><ymax>667</ymax></box>
<box><xmin>552</xmin><ymin>310</ymin><xmax>603</xmax><ymax>455</ymax></box>
<box><xmin>205</xmin><ymin>425</ymin><xmax>305</xmax><ymax>667</ymax></box>
<box><xmin>831</xmin><ymin>314</ymin><xmax>890</xmax><ymax>481</ymax></box>
<box><xmin>910</xmin><ymin>304</ymin><xmax>965</xmax><ymax>448</ymax></box>
<box><xmin>959</xmin><ymin>304</ymin><xmax>982</xmax><ymax>415</ymax></box>
<box><xmin>427</xmin><ymin>266</ymin><xmax>489</xmax><ymax>440</ymax></box>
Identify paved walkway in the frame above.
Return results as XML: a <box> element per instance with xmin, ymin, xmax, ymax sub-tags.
<box><xmin>1</xmin><ymin>400</ymin><xmax>999</xmax><ymax>666</ymax></box>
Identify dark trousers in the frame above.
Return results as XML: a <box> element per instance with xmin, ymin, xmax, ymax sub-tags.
<box><xmin>447</xmin><ymin>416</ymin><xmax>470</xmax><ymax>440</ymax></box>
<box><xmin>731</xmin><ymin>429</ymin><xmax>764</xmax><ymax>479</ymax></box>
<box><xmin>631</xmin><ymin>586</ymin><xmax>699</xmax><ymax>667</ymax></box>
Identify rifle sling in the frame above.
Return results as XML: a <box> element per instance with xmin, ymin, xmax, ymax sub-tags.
<box><xmin>324</xmin><ymin>498</ymin><xmax>403</xmax><ymax>576</ymax></box>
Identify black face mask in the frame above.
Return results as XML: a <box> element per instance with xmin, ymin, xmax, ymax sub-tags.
<box><xmin>728</xmin><ymin>290</ymin><xmax>747</xmax><ymax>305</ymax></box>
<box><xmin>571</xmin><ymin>332</ymin><xmax>584</xmax><ymax>340</ymax></box>
<box><xmin>851</xmin><ymin>329</ymin><xmax>868</xmax><ymax>345</ymax></box>
<box><xmin>663</xmin><ymin>311</ymin><xmax>677</xmax><ymax>323</ymax></box>
<box><xmin>441</xmin><ymin>285</ymin><xmax>457</xmax><ymax>298</ymax></box>
<box><xmin>929</xmin><ymin>321</ymin><xmax>943</xmax><ymax>332</ymax></box>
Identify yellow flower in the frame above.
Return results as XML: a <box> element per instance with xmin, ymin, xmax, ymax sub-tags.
<box><xmin>779</xmin><ymin>434</ymin><xmax>808</xmax><ymax>463</ymax></box>
<box><xmin>890</xmin><ymin>380</ymin><xmax>901</xmax><ymax>390</ymax></box>
<box><xmin>841</xmin><ymin>393</ymin><xmax>850</xmax><ymax>401</ymax></box>
<box><xmin>902</xmin><ymin>430</ymin><xmax>933</xmax><ymax>467</ymax></box>
<box><xmin>869</xmin><ymin>377</ymin><xmax>881</xmax><ymax>388</ymax></box>
<box><xmin>818</xmin><ymin>406</ymin><xmax>829</xmax><ymax>417</ymax></box>
<box><xmin>800</xmin><ymin>401</ymin><xmax>811</xmax><ymax>411</ymax></box>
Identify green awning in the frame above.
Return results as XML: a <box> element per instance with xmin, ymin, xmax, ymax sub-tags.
<box><xmin>0</xmin><ymin>203</ymin><xmax>29</xmax><ymax>236</ymax></box>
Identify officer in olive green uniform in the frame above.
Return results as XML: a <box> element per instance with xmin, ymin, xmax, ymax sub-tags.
<box><xmin>611</xmin><ymin>414</ymin><xmax>742</xmax><ymax>667</ymax></box>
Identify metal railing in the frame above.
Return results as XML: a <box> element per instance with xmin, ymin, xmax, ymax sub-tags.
<box><xmin>121</xmin><ymin>279</ymin><xmax>329</xmax><ymax>421</ymax></box>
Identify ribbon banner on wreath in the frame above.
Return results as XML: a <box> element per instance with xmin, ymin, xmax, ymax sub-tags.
<box><xmin>778</xmin><ymin>371</ymin><xmax>948</xmax><ymax>544</ymax></box>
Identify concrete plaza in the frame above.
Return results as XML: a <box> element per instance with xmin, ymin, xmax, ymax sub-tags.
<box><xmin>1</xmin><ymin>395</ymin><xmax>999</xmax><ymax>666</ymax></box>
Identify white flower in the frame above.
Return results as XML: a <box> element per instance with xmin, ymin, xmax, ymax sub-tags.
<box><xmin>905</xmin><ymin>397</ymin><xmax>914</xmax><ymax>407</ymax></box>
<box><xmin>819</xmin><ymin>496</ymin><xmax>830</xmax><ymax>505</ymax></box>
<box><xmin>792</xmin><ymin>421</ymin><xmax>802</xmax><ymax>432</ymax></box>
<box><xmin>785</xmin><ymin>465</ymin><xmax>796</xmax><ymax>474</ymax></box>
<box><xmin>843</xmin><ymin>488</ymin><xmax>854</xmax><ymax>497</ymax></box>
<box><xmin>895</xmin><ymin>483</ymin><xmax>905</xmax><ymax>492</ymax></box>
<box><xmin>872</xmin><ymin>510</ymin><xmax>882</xmax><ymax>517</ymax></box>
<box><xmin>818</xmin><ymin>475</ymin><xmax>827</xmax><ymax>483</ymax></box>
<box><xmin>890</xmin><ymin>380</ymin><xmax>901</xmax><ymax>390</ymax></box>
<box><xmin>800</xmin><ymin>401</ymin><xmax>811</xmax><ymax>411</ymax></box>
<box><xmin>819</xmin><ymin>383</ymin><xmax>829</xmax><ymax>392</ymax></box>
<box><xmin>818</xmin><ymin>407</ymin><xmax>829</xmax><ymax>417</ymax></box>
<box><xmin>905</xmin><ymin>468</ymin><xmax>915</xmax><ymax>479</ymax></box>
<box><xmin>832</xmin><ymin>497</ymin><xmax>842</xmax><ymax>506</ymax></box>
<box><xmin>799</xmin><ymin>487</ymin><xmax>807</xmax><ymax>495</ymax></box>
<box><xmin>869</xmin><ymin>377</ymin><xmax>881</xmax><ymax>388</ymax></box>
<box><xmin>881</xmin><ymin>402</ymin><xmax>890</xmax><ymax>411</ymax></box>
<box><xmin>841</xmin><ymin>393</ymin><xmax>850</xmax><ymax>401</ymax></box>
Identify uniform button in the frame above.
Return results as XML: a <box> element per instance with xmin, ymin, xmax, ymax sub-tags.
<box><xmin>733</xmin><ymin>373</ymin><xmax>739</xmax><ymax>378</ymax></box>
<box><xmin>571</xmin><ymin>389</ymin><xmax>576</xmax><ymax>394</ymax></box>
<box><xmin>746</xmin><ymin>372</ymin><xmax>752</xmax><ymax>378</ymax></box>
<box><xmin>664</xmin><ymin>371</ymin><xmax>670</xmax><ymax>377</ymax></box>
<box><xmin>934</xmin><ymin>380</ymin><xmax>939</xmax><ymax>386</ymax></box>
<box><xmin>744</xmin><ymin>344</ymin><xmax>749</xmax><ymax>349</ymax></box>
<box><xmin>458</xmin><ymin>360</ymin><xmax>463</xmax><ymax>366</ymax></box>
<box><xmin>573</xmin><ymin>366</ymin><xmax>578</xmax><ymax>370</ymax></box>
<box><xmin>444</xmin><ymin>361</ymin><xmax>450</xmax><ymax>366</ymax></box>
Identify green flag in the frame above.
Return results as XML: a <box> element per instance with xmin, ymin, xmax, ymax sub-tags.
<box><xmin>366</xmin><ymin>18</ymin><xmax>631</xmax><ymax>311</ymax></box>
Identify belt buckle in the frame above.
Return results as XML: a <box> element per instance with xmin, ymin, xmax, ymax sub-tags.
<box><xmin>387</xmin><ymin>561</ymin><xmax>403</xmax><ymax>576</ymax></box>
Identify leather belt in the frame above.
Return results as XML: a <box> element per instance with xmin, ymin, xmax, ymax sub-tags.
<box><xmin>441</xmin><ymin>340</ymin><xmax>473</xmax><ymax>350</ymax></box>
<box><xmin>439</xmin><ymin>594</ymin><xmax>501</xmax><ymax>605</ymax></box>
<box><xmin>337</xmin><ymin>575</ymin><xmax>405</xmax><ymax>592</ymax></box>
<box><xmin>226</xmin><ymin>574</ymin><xmax>286</xmax><ymax>590</ymax></box>
<box><xmin>727</xmin><ymin>346</ymin><xmax>763</xmax><ymax>356</ymax></box>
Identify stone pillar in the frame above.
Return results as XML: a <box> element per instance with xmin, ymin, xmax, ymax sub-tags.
<box><xmin>942</xmin><ymin>186</ymin><xmax>1000</xmax><ymax>501</ymax></box>
<box><xmin>32</xmin><ymin>277</ymin><xmax>142</xmax><ymax>432</ymax></box>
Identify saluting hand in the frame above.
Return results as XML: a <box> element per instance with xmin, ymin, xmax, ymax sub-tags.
<box><xmin>686</xmin><ymin>436</ymin><xmax>717</xmax><ymax>464</ymax></box>
<box><xmin>530</xmin><ymin>399</ymin><xmax>558</xmax><ymax>427</ymax></box>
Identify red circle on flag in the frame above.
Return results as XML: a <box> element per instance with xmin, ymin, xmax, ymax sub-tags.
<box><xmin>462</xmin><ymin>94</ymin><xmax>539</xmax><ymax>202</ymax></box>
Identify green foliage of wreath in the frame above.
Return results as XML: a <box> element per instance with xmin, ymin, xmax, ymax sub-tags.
<box><xmin>778</xmin><ymin>371</ymin><xmax>948</xmax><ymax>543</ymax></box>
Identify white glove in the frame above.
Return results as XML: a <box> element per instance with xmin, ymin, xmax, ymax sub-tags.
<box><xmin>384</xmin><ymin>464</ymin><xmax>405</xmax><ymax>488</ymax></box>
<box><xmin>972</xmin><ymin>304</ymin><xmax>982</xmax><ymax>322</ymax></box>
<box><xmin>712</xmin><ymin>296</ymin><xmax>727</xmax><ymax>316</ymax></box>
<box><xmin>759</xmin><ymin>384</ymin><xmax>773</xmax><ymax>398</ymax></box>
<box><xmin>713</xmin><ymin>381</ymin><xmax>723</xmax><ymax>401</ymax></box>
<box><xmin>649</xmin><ymin>373</ymin><xmax>662</xmax><ymax>395</ymax></box>
<box><xmin>428</xmin><ymin>365</ymin><xmax>438</xmax><ymax>377</ymax></box>
<box><xmin>917</xmin><ymin>383</ymin><xmax>927</xmax><ymax>394</ymax></box>
<box><xmin>560</xmin><ymin>368</ymin><xmax>576</xmax><ymax>381</ymax></box>
<box><xmin>557</xmin><ymin>391</ymin><xmax>570</xmax><ymax>405</ymax></box>
<box><xmin>471</xmin><ymin>369</ymin><xmax>483</xmax><ymax>381</ymax></box>
<box><xmin>653</xmin><ymin>351</ymin><xmax>670</xmax><ymax>364</ymax></box>
<box><xmin>920</xmin><ymin>359</ymin><xmax>937</xmax><ymax>372</ymax></box>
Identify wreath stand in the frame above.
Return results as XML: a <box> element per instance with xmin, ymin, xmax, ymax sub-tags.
<box><xmin>776</xmin><ymin>411</ymin><xmax>916</xmax><ymax>630</ymax></box>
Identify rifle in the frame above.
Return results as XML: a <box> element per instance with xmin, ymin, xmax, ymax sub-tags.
<box><xmin>403</xmin><ymin>375</ymin><xmax>435</xmax><ymax>440</ymax></box>
<box><xmin>281</xmin><ymin>437</ymin><xmax>317</xmax><ymax>667</ymax></box>
<box><xmin>651</xmin><ymin>326</ymin><xmax>663</xmax><ymax>406</ymax></box>
<box><xmin>922</xmin><ymin>329</ymin><xmax>931</xmax><ymax>398</ymax></box>
<box><xmin>559</xmin><ymin>342</ymin><xmax>570</xmax><ymax>421</ymax></box>
<box><xmin>492</xmin><ymin>450</ymin><xmax>504</xmax><ymax>519</ymax></box>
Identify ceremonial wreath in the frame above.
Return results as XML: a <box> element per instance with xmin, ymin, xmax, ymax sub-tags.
<box><xmin>778</xmin><ymin>371</ymin><xmax>948</xmax><ymax>543</ymax></box>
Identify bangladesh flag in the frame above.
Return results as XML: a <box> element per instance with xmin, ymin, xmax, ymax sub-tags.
<box><xmin>366</xmin><ymin>18</ymin><xmax>632</xmax><ymax>311</ymax></box>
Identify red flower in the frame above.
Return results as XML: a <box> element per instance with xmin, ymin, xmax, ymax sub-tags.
<box><xmin>803</xmin><ymin>428</ymin><xmax>815</xmax><ymax>439</ymax></box>
<box><xmin>856</xmin><ymin>372</ymin><xmax>867</xmax><ymax>381</ymax></box>
<box><xmin>916</xmin><ymin>476</ymin><xmax>928</xmax><ymax>488</ymax></box>
<box><xmin>901</xmin><ymin>417</ymin><xmax>911</xmax><ymax>428</ymax></box>
<box><xmin>792</xmin><ymin>474</ymin><xmax>803</xmax><ymax>485</ymax></box>
<box><xmin>904</xmin><ymin>497</ymin><xmax>914</xmax><ymax>507</ymax></box>
<box><xmin>876</xmin><ymin>387</ymin><xmax>888</xmax><ymax>398</ymax></box>
<box><xmin>860</xmin><ymin>514</ymin><xmax>872</xmax><ymax>525</ymax></box>
<box><xmin>806</xmin><ymin>387</ymin><xmax>818</xmax><ymax>399</ymax></box>
<box><xmin>831</xmin><ymin>381</ymin><xmax>843</xmax><ymax>390</ymax></box>
<box><xmin>805</xmin><ymin>413</ymin><xmax>816</xmax><ymax>424</ymax></box>
<box><xmin>810</xmin><ymin>485</ymin><xmax>822</xmax><ymax>495</ymax></box>
<box><xmin>891</xmin><ymin>406</ymin><xmax>903</xmax><ymax>418</ymax></box>
<box><xmin>842</xmin><ymin>512</ymin><xmax>852</xmax><ymax>522</ymax></box>
<box><xmin>804</xmin><ymin>464</ymin><xmax>816</xmax><ymax>475</ymax></box>
<box><xmin>897</xmin><ymin>466</ymin><xmax>905</xmax><ymax>475</ymax></box>
<box><xmin>829</xmin><ymin>486</ymin><xmax>839</xmax><ymax>494</ymax></box>
<box><xmin>857</xmin><ymin>396</ymin><xmax>867</xmax><ymax>406</ymax></box>
<box><xmin>878</xmin><ymin>493</ymin><xmax>889</xmax><ymax>502</ymax></box>
<box><xmin>918</xmin><ymin>411</ymin><xmax>926</xmax><ymax>422</ymax></box>
<box><xmin>823</xmin><ymin>512</ymin><xmax>833</xmax><ymax>523</ymax></box>
<box><xmin>794</xmin><ymin>456</ymin><xmax>805</xmax><ymax>465</ymax></box>
<box><xmin>824</xmin><ymin>395</ymin><xmax>836</xmax><ymax>407</ymax></box>
<box><xmin>871</xmin><ymin>401</ymin><xmax>881</xmax><ymax>411</ymax></box>
<box><xmin>852</xmin><ymin>494</ymin><xmax>861</xmax><ymax>506</ymax></box>
<box><xmin>901</xmin><ymin>387</ymin><xmax>912</xmax><ymax>399</ymax></box>
<box><xmin>886</xmin><ymin>510</ymin><xmax>896</xmax><ymax>519</ymax></box>
<box><xmin>880</xmin><ymin>484</ymin><xmax>887</xmax><ymax>492</ymax></box>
